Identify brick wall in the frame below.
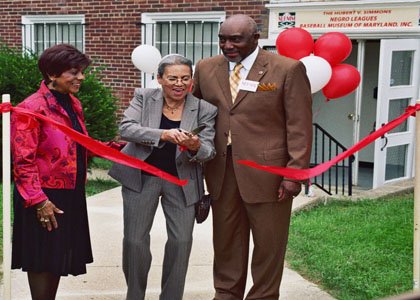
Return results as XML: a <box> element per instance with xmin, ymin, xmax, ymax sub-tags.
<box><xmin>0</xmin><ymin>0</ymin><xmax>269</xmax><ymax>116</ymax></box>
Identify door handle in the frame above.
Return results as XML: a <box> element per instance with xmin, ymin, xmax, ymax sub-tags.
<box><xmin>380</xmin><ymin>123</ymin><xmax>388</xmax><ymax>151</ymax></box>
<box><xmin>347</xmin><ymin>113</ymin><xmax>355</xmax><ymax>120</ymax></box>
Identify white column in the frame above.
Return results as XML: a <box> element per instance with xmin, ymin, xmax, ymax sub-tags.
<box><xmin>2</xmin><ymin>94</ymin><xmax>11</xmax><ymax>300</ymax></box>
<box><xmin>414</xmin><ymin>99</ymin><xmax>420</xmax><ymax>290</ymax></box>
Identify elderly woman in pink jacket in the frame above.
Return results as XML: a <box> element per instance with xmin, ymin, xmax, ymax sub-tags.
<box><xmin>11</xmin><ymin>44</ymin><xmax>107</xmax><ymax>300</ymax></box>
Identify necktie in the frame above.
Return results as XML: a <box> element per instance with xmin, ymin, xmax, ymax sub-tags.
<box><xmin>230</xmin><ymin>63</ymin><xmax>243</xmax><ymax>102</ymax></box>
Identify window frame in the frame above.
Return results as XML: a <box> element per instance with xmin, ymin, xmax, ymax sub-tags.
<box><xmin>140</xmin><ymin>12</ymin><xmax>225</xmax><ymax>87</ymax></box>
<box><xmin>21</xmin><ymin>15</ymin><xmax>86</xmax><ymax>54</ymax></box>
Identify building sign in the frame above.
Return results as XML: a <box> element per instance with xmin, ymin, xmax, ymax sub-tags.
<box><xmin>278</xmin><ymin>12</ymin><xmax>295</xmax><ymax>29</ymax></box>
<box><xmin>293</xmin><ymin>8</ymin><xmax>418</xmax><ymax>30</ymax></box>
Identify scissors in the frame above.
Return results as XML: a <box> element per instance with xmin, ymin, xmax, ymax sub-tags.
<box><xmin>190</xmin><ymin>124</ymin><xmax>206</xmax><ymax>136</ymax></box>
<box><xmin>178</xmin><ymin>124</ymin><xmax>206</xmax><ymax>137</ymax></box>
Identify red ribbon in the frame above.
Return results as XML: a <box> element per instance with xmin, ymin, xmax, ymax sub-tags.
<box><xmin>4</xmin><ymin>105</ymin><xmax>187</xmax><ymax>186</ymax></box>
<box><xmin>238</xmin><ymin>104</ymin><xmax>420</xmax><ymax>180</ymax></box>
<box><xmin>0</xmin><ymin>103</ymin><xmax>12</xmax><ymax>113</ymax></box>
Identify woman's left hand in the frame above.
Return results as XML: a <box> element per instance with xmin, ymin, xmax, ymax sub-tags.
<box><xmin>36</xmin><ymin>200</ymin><xmax>64</xmax><ymax>232</ymax></box>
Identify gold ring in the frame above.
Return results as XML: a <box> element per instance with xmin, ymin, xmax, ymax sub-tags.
<box><xmin>44</xmin><ymin>219</ymin><xmax>50</xmax><ymax>223</ymax></box>
<box><xmin>40</xmin><ymin>218</ymin><xmax>45</xmax><ymax>222</ymax></box>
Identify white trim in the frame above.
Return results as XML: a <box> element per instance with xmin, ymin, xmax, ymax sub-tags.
<box><xmin>267</xmin><ymin>25</ymin><xmax>420</xmax><ymax>41</ymax></box>
<box><xmin>22</xmin><ymin>15</ymin><xmax>85</xmax><ymax>25</ymax></box>
<box><xmin>142</xmin><ymin>11</ymin><xmax>225</xmax><ymax>24</ymax></box>
<box><xmin>2</xmin><ymin>94</ymin><xmax>11</xmax><ymax>300</ymax></box>
<box><xmin>267</xmin><ymin>0</ymin><xmax>420</xmax><ymax>9</ymax></box>
<box><xmin>352</xmin><ymin>40</ymin><xmax>366</xmax><ymax>186</ymax></box>
<box><xmin>21</xmin><ymin>15</ymin><xmax>86</xmax><ymax>52</ymax></box>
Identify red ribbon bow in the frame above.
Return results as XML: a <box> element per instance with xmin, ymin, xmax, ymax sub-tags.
<box><xmin>0</xmin><ymin>103</ymin><xmax>12</xmax><ymax>113</ymax></box>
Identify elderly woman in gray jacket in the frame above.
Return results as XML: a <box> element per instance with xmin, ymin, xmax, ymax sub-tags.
<box><xmin>109</xmin><ymin>54</ymin><xmax>217</xmax><ymax>300</ymax></box>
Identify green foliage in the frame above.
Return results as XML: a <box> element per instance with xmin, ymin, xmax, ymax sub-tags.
<box><xmin>90</xmin><ymin>157</ymin><xmax>114</xmax><ymax>170</ymax></box>
<box><xmin>0</xmin><ymin>43</ymin><xmax>118</xmax><ymax>141</ymax></box>
<box><xmin>78</xmin><ymin>66</ymin><xmax>118</xmax><ymax>141</ymax></box>
<box><xmin>287</xmin><ymin>194</ymin><xmax>413</xmax><ymax>300</ymax></box>
<box><xmin>85</xmin><ymin>178</ymin><xmax>120</xmax><ymax>196</ymax></box>
<box><xmin>0</xmin><ymin>44</ymin><xmax>41</xmax><ymax>104</ymax></box>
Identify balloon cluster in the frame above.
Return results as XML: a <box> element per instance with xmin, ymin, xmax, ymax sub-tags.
<box><xmin>276</xmin><ymin>28</ymin><xmax>361</xmax><ymax>100</ymax></box>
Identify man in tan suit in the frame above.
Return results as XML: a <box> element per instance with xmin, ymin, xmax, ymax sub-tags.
<box><xmin>193</xmin><ymin>15</ymin><xmax>312</xmax><ymax>300</ymax></box>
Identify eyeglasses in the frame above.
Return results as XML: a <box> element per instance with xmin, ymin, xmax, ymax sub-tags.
<box><xmin>165</xmin><ymin>76</ymin><xmax>192</xmax><ymax>85</ymax></box>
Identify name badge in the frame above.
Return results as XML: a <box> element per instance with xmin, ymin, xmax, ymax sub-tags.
<box><xmin>239</xmin><ymin>80</ymin><xmax>259</xmax><ymax>92</ymax></box>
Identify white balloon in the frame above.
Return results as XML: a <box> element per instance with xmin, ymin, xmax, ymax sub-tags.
<box><xmin>300</xmin><ymin>55</ymin><xmax>332</xmax><ymax>94</ymax></box>
<box><xmin>131</xmin><ymin>45</ymin><xmax>162</xmax><ymax>74</ymax></box>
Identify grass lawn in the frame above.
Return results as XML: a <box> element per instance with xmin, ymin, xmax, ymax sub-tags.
<box><xmin>90</xmin><ymin>156</ymin><xmax>114</xmax><ymax>170</ymax></box>
<box><xmin>287</xmin><ymin>192</ymin><xmax>414</xmax><ymax>300</ymax></box>
<box><xmin>85</xmin><ymin>178</ymin><xmax>120</xmax><ymax>196</ymax></box>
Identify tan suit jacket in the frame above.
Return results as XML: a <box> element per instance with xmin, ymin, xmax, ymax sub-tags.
<box><xmin>193</xmin><ymin>49</ymin><xmax>312</xmax><ymax>203</ymax></box>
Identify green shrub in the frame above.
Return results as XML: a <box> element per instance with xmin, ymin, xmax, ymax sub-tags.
<box><xmin>0</xmin><ymin>43</ymin><xmax>119</xmax><ymax>177</ymax></box>
<box><xmin>77</xmin><ymin>66</ymin><xmax>118</xmax><ymax>141</ymax></box>
<box><xmin>0</xmin><ymin>44</ymin><xmax>41</xmax><ymax>104</ymax></box>
<box><xmin>0</xmin><ymin>43</ymin><xmax>118</xmax><ymax>141</ymax></box>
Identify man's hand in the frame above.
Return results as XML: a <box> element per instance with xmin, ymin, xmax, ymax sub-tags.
<box><xmin>278</xmin><ymin>180</ymin><xmax>302</xmax><ymax>201</ymax></box>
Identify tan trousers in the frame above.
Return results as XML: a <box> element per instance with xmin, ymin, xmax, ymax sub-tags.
<box><xmin>212</xmin><ymin>148</ymin><xmax>293</xmax><ymax>300</ymax></box>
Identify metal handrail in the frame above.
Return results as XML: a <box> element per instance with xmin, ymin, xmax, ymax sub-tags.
<box><xmin>307</xmin><ymin>123</ymin><xmax>355</xmax><ymax>196</ymax></box>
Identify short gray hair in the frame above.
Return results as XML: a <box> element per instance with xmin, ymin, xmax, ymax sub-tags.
<box><xmin>157</xmin><ymin>54</ymin><xmax>193</xmax><ymax>77</ymax></box>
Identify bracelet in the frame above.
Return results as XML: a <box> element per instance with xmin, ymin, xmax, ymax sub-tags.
<box><xmin>36</xmin><ymin>200</ymin><xmax>49</xmax><ymax>211</ymax></box>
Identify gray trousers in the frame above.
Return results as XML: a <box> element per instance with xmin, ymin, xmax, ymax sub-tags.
<box><xmin>122</xmin><ymin>174</ymin><xmax>195</xmax><ymax>300</ymax></box>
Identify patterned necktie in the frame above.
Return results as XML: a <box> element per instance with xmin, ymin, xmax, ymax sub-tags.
<box><xmin>229</xmin><ymin>63</ymin><xmax>243</xmax><ymax>102</ymax></box>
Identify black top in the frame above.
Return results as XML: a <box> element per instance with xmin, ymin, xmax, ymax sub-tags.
<box><xmin>144</xmin><ymin>114</ymin><xmax>181</xmax><ymax>177</ymax></box>
<box><xmin>51</xmin><ymin>89</ymin><xmax>86</xmax><ymax>184</ymax></box>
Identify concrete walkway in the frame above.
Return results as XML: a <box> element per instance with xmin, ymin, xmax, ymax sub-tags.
<box><xmin>8</xmin><ymin>172</ymin><xmax>339</xmax><ymax>300</ymax></box>
<box><xmin>6</xmin><ymin>173</ymin><xmax>416</xmax><ymax>299</ymax></box>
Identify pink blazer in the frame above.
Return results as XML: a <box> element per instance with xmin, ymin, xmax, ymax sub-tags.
<box><xmin>11</xmin><ymin>81</ymin><xmax>88</xmax><ymax>207</ymax></box>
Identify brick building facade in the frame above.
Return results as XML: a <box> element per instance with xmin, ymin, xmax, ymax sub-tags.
<box><xmin>0</xmin><ymin>0</ymin><xmax>269</xmax><ymax>111</ymax></box>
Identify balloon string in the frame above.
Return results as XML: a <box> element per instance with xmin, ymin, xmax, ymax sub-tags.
<box><xmin>312</xmin><ymin>103</ymin><xmax>322</xmax><ymax>121</ymax></box>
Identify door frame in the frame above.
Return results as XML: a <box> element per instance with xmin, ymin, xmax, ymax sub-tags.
<box><xmin>372</xmin><ymin>38</ymin><xmax>420</xmax><ymax>188</ymax></box>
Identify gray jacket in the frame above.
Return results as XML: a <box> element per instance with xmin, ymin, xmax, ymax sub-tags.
<box><xmin>108</xmin><ymin>88</ymin><xmax>217</xmax><ymax>206</ymax></box>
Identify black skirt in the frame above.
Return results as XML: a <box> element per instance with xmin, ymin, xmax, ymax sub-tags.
<box><xmin>11</xmin><ymin>182</ymin><xmax>93</xmax><ymax>276</ymax></box>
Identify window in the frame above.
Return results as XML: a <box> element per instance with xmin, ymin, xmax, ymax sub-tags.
<box><xmin>153</xmin><ymin>21</ymin><xmax>220</xmax><ymax>63</ymax></box>
<box><xmin>142</xmin><ymin>12</ymin><xmax>225</xmax><ymax>64</ymax></box>
<box><xmin>22</xmin><ymin>15</ymin><xmax>85</xmax><ymax>55</ymax></box>
<box><xmin>141</xmin><ymin>12</ymin><xmax>225</xmax><ymax>87</ymax></box>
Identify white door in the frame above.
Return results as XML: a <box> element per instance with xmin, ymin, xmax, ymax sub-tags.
<box><xmin>372</xmin><ymin>39</ymin><xmax>420</xmax><ymax>188</ymax></box>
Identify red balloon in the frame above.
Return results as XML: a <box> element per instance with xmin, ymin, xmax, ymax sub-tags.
<box><xmin>314</xmin><ymin>32</ymin><xmax>352</xmax><ymax>66</ymax></box>
<box><xmin>276</xmin><ymin>28</ymin><xmax>314</xmax><ymax>60</ymax></box>
<box><xmin>322</xmin><ymin>64</ymin><xmax>361</xmax><ymax>99</ymax></box>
